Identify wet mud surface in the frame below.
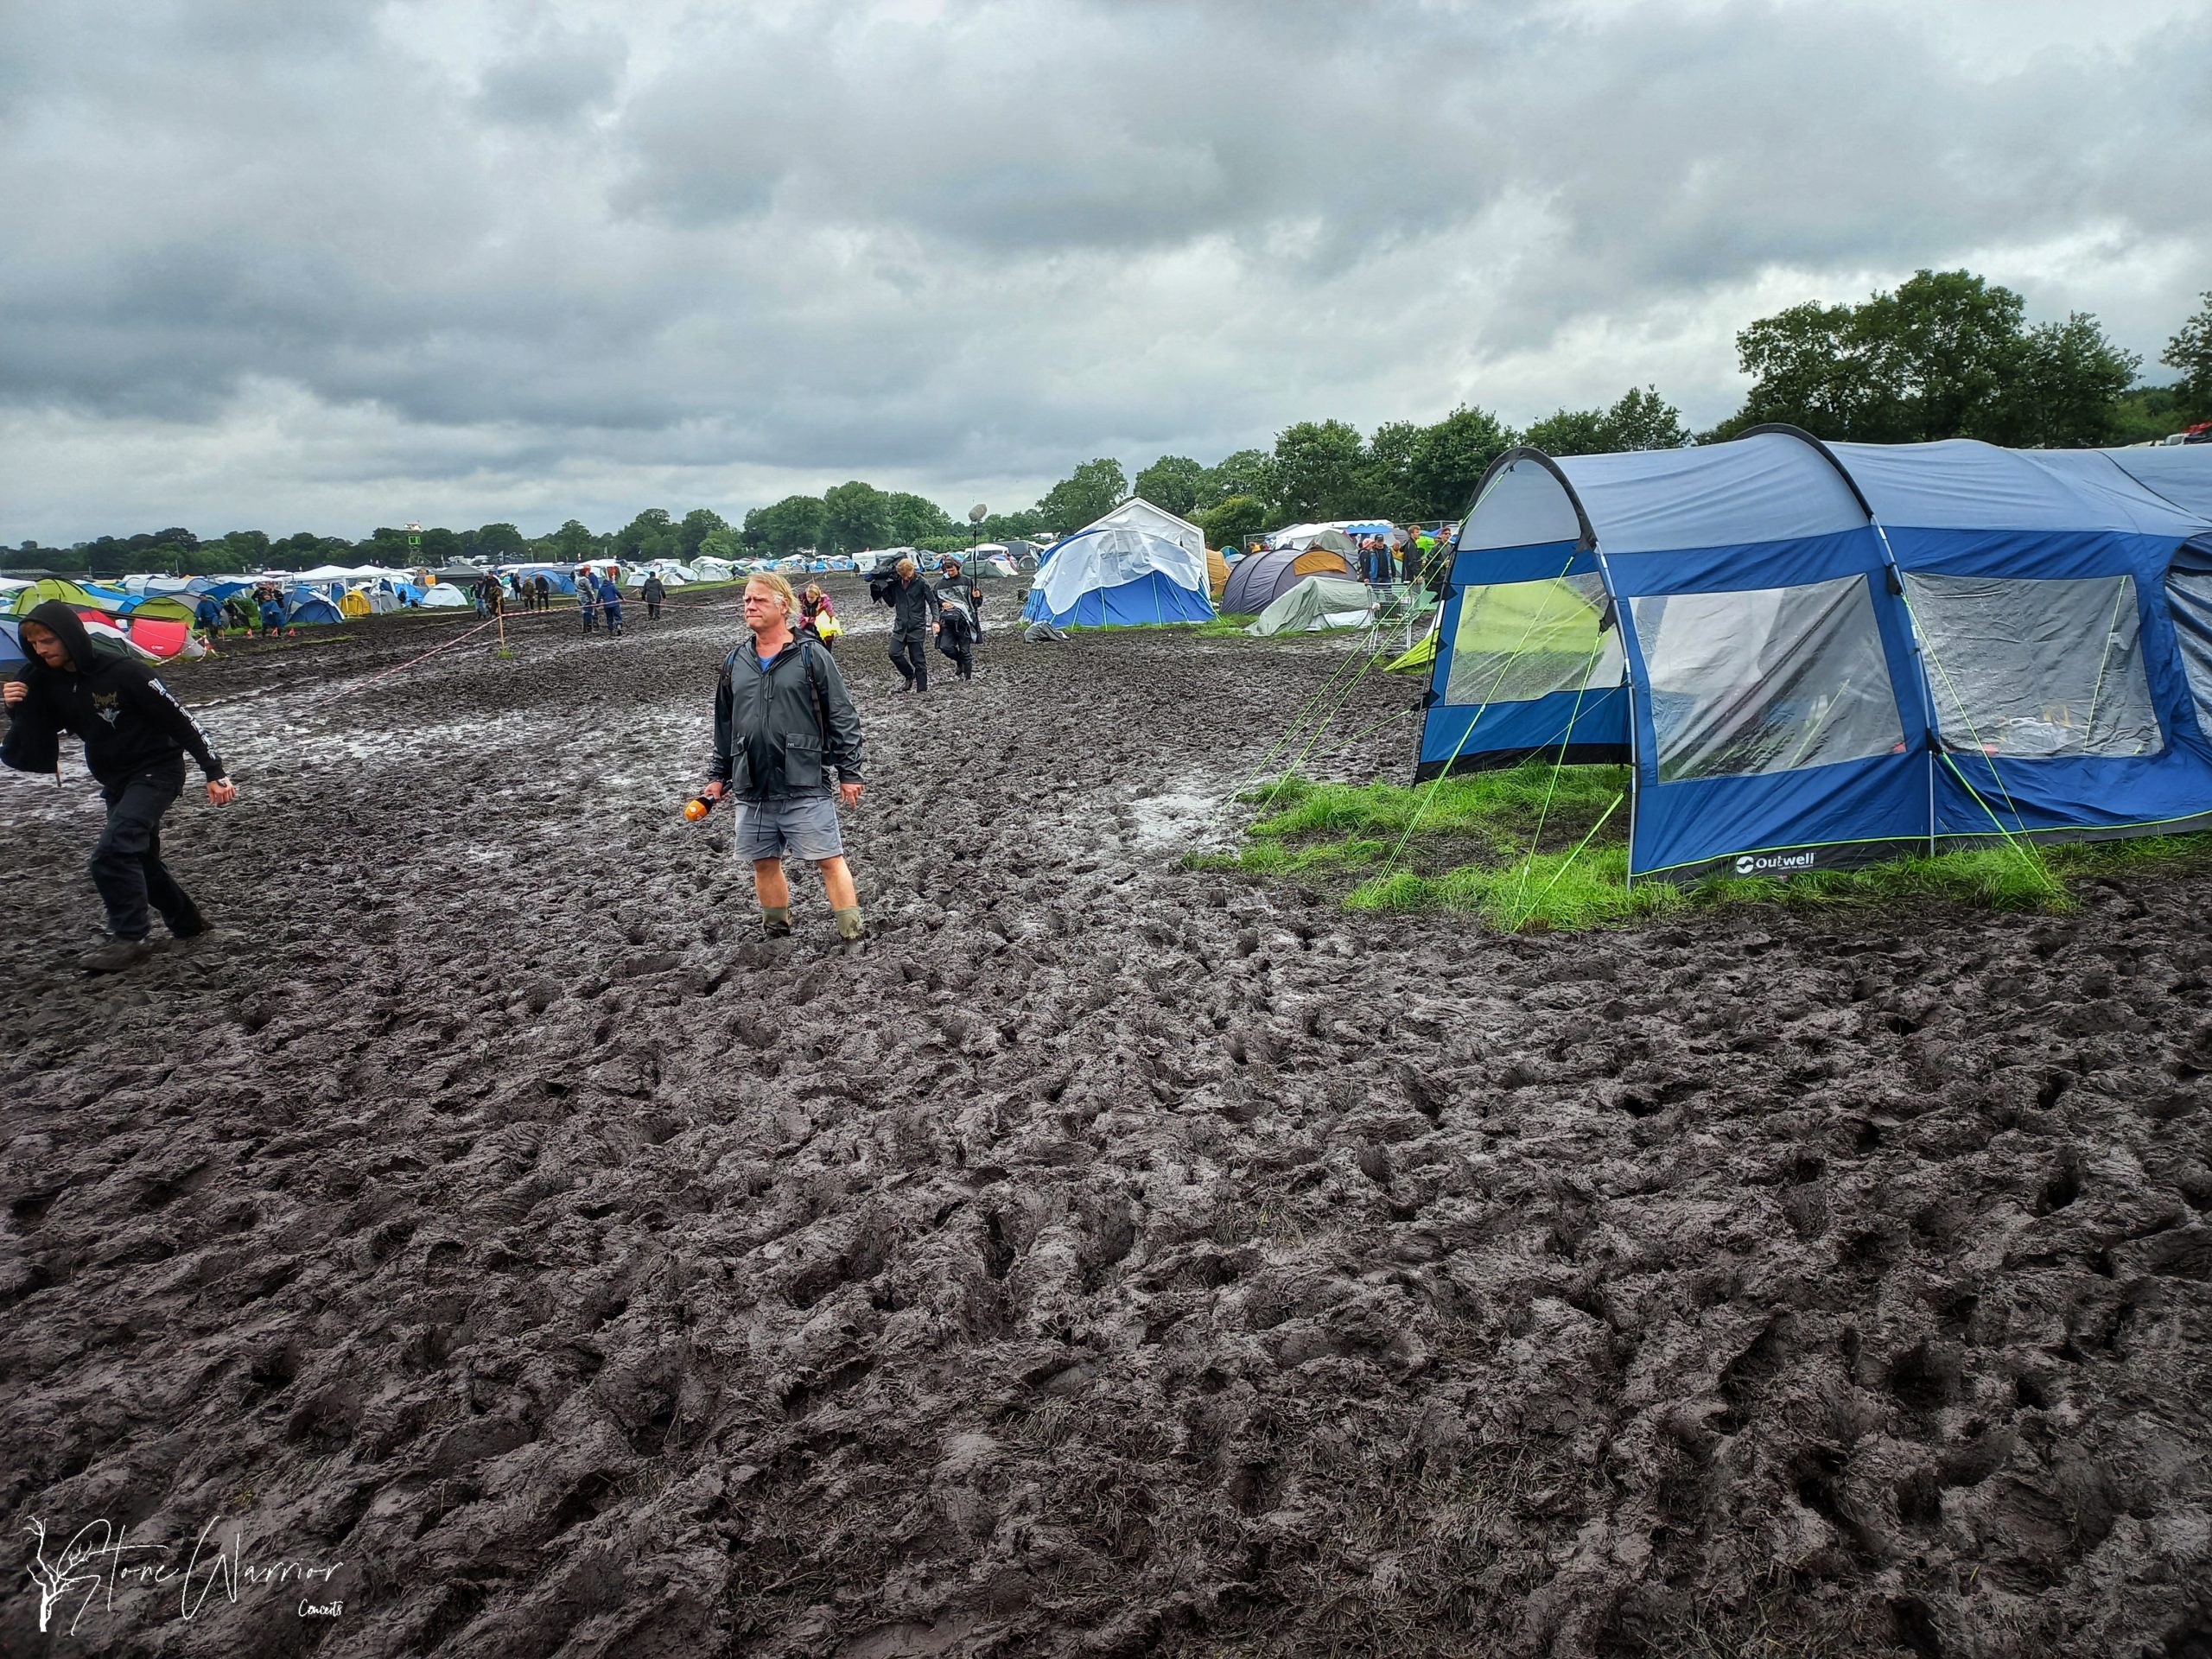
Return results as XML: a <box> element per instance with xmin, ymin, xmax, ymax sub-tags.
<box><xmin>3</xmin><ymin>578</ymin><xmax>2209</xmax><ymax>1657</ymax></box>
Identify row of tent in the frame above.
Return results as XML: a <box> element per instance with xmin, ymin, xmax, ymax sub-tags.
<box><xmin>1419</xmin><ymin>431</ymin><xmax>2212</xmax><ymax>882</ymax></box>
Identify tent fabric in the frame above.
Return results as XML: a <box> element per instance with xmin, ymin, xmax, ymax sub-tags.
<box><xmin>1387</xmin><ymin>626</ymin><xmax>1439</xmax><ymax>674</ymax></box>
<box><xmin>1021</xmin><ymin>521</ymin><xmax>1213</xmax><ymax>628</ymax></box>
<box><xmin>1246</xmin><ymin>576</ymin><xmax>1376</xmax><ymax>637</ymax></box>
<box><xmin>284</xmin><ymin>594</ymin><xmax>344</xmax><ymax>626</ymax></box>
<box><xmin>1087</xmin><ymin>498</ymin><xmax>1205</xmax><ymax>563</ymax></box>
<box><xmin>1424</xmin><ymin>431</ymin><xmax>2212</xmax><ymax>884</ymax></box>
<box><xmin>415</xmin><ymin>585</ymin><xmax>470</xmax><ymax>608</ymax></box>
<box><xmin>1221</xmin><ymin>546</ymin><xmax>1357</xmax><ymax>616</ymax></box>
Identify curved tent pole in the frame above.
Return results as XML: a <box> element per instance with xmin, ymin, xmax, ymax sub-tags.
<box><xmin>1734</xmin><ymin>423</ymin><xmax>1878</xmax><ymax>520</ymax></box>
<box><xmin>1459</xmin><ymin>447</ymin><xmax>1599</xmax><ymax>552</ymax></box>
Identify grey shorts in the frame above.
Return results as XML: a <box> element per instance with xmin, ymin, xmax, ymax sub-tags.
<box><xmin>733</xmin><ymin>792</ymin><xmax>844</xmax><ymax>861</ymax></box>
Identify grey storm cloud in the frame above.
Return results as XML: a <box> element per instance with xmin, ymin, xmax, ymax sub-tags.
<box><xmin>2</xmin><ymin>0</ymin><xmax>2208</xmax><ymax>542</ymax></box>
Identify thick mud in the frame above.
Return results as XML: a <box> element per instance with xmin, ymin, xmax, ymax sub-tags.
<box><xmin>3</xmin><ymin>579</ymin><xmax>2209</xmax><ymax>1657</ymax></box>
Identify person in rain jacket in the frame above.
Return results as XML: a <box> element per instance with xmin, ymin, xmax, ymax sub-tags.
<box><xmin>2</xmin><ymin>601</ymin><xmax>239</xmax><ymax>971</ymax></box>
<box><xmin>577</xmin><ymin>569</ymin><xmax>600</xmax><ymax>633</ymax></box>
<box><xmin>642</xmin><ymin>573</ymin><xmax>666</xmax><ymax>623</ymax></box>
<box><xmin>597</xmin><ymin>572</ymin><xmax>625</xmax><ymax>637</ymax></box>
<box><xmin>257</xmin><ymin>591</ymin><xmax>285</xmax><ymax>633</ymax></box>
<box><xmin>702</xmin><ymin>573</ymin><xmax>868</xmax><ymax>942</ymax></box>
<box><xmin>931</xmin><ymin>557</ymin><xmax>979</xmax><ymax>683</ymax></box>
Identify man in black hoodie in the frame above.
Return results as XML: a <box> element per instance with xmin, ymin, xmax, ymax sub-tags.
<box><xmin>2</xmin><ymin>601</ymin><xmax>238</xmax><ymax>971</ymax></box>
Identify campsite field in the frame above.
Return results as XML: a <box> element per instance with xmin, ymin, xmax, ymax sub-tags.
<box><xmin>3</xmin><ymin>577</ymin><xmax>2209</xmax><ymax>1658</ymax></box>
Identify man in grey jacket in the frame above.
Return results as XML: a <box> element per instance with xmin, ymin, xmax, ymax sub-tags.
<box><xmin>702</xmin><ymin>573</ymin><xmax>868</xmax><ymax>940</ymax></box>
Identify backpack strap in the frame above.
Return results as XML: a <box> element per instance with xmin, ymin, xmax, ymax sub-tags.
<box><xmin>799</xmin><ymin>639</ymin><xmax>834</xmax><ymax>744</ymax></box>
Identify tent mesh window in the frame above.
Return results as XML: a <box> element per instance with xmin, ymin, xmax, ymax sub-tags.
<box><xmin>2166</xmin><ymin>544</ymin><xmax>2212</xmax><ymax>739</ymax></box>
<box><xmin>1630</xmin><ymin>575</ymin><xmax>1905</xmax><ymax>783</ymax></box>
<box><xmin>1444</xmin><ymin>574</ymin><xmax>1624</xmax><ymax>706</ymax></box>
<box><xmin>1904</xmin><ymin>572</ymin><xmax>2162</xmax><ymax>760</ymax></box>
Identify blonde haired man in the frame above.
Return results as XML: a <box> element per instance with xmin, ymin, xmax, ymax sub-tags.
<box><xmin>703</xmin><ymin>575</ymin><xmax>868</xmax><ymax>940</ymax></box>
<box><xmin>885</xmin><ymin>556</ymin><xmax>942</xmax><ymax>694</ymax></box>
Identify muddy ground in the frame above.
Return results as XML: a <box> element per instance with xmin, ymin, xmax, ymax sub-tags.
<box><xmin>3</xmin><ymin>575</ymin><xmax>2209</xmax><ymax>1659</ymax></box>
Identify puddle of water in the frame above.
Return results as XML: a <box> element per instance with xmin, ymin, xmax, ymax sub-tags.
<box><xmin>1128</xmin><ymin>788</ymin><xmax>1226</xmax><ymax>851</ymax></box>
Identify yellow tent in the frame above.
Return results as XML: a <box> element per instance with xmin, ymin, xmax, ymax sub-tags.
<box><xmin>338</xmin><ymin>587</ymin><xmax>372</xmax><ymax>618</ymax></box>
<box><xmin>1386</xmin><ymin>628</ymin><xmax>1437</xmax><ymax>674</ymax></box>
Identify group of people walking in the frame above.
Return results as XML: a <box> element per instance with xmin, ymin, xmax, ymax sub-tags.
<box><xmin>877</xmin><ymin>554</ymin><xmax>984</xmax><ymax>693</ymax></box>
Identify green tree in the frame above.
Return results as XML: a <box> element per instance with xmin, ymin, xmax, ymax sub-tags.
<box><xmin>1133</xmin><ymin>454</ymin><xmax>1208</xmax><ymax>517</ymax></box>
<box><xmin>821</xmin><ymin>481</ymin><xmax>893</xmax><ymax>555</ymax></box>
<box><xmin>1524</xmin><ymin>388</ymin><xmax>1688</xmax><ymax>458</ymax></box>
<box><xmin>2007</xmin><ymin>315</ymin><xmax>2141</xmax><ymax>448</ymax></box>
<box><xmin>2105</xmin><ymin>382</ymin><xmax>2191</xmax><ymax>446</ymax></box>
<box><xmin>1720</xmin><ymin>299</ymin><xmax>1875</xmax><ymax>440</ymax></box>
<box><xmin>549</xmin><ymin>519</ymin><xmax>597</xmax><ymax>565</ymax></box>
<box><xmin>1602</xmin><ymin>386</ymin><xmax>1691</xmax><ymax>451</ymax></box>
<box><xmin>1270</xmin><ymin>419</ymin><xmax>1366</xmax><ymax>520</ymax></box>
<box><xmin>884</xmin><ymin>492</ymin><xmax>956</xmax><ymax>546</ymax></box>
<box><xmin>745</xmin><ymin>494</ymin><xmax>826</xmax><ymax>556</ymax></box>
<box><xmin>677</xmin><ymin>508</ymin><xmax>728</xmax><ymax>561</ymax></box>
<box><xmin>1866</xmin><ymin>269</ymin><xmax>2028</xmax><ymax>442</ymax></box>
<box><xmin>1520</xmin><ymin>406</ymin><xmax>1612</xmax><ymax>457</ymax></box>
<box><xmin>418</xmin><ymin>527</ymin><xmax>462</xmax><ymax>563</ymax></box>
<box><xmin>1717</xmin><ymin>269</ymin><xmax>2133</xmax><ymax>447</ymax></box>
<box><xmin>219</xmin><ymin>529</ymin><xmax>271</xmax><ymax>569</ymax></box>
<box><xmin>1200</xmin><ymin>448</ymin><xmax>1274</xmax><ymax>512</ymax></box>
<box><xmin>699</xmin><ymin>525</ymin><xmax>743</xmax><ymax>562</ymax></box>
<box><xmin>615</xmin><ymin>508</ymin><xmax>674</xmax><ymax>562</ymax></box>
<box><xmin>2164</xmin><ymin>290</ymin><xmax>2212</xmax><ymax>423</ymax></box>
<box><xmin>1362</xmin><ymin>421</ymin><xmax>1424</xmax><ymax>521</ymax></box>
<box><xmin>473</xmin><ymin>522</ymin><xmax>527</xmax><ymax>560</ymax></box>
<box><xmin>1200</xmin><ymin>494</ymin><xmax>1268</xmax><ymax>550</ymax></box>
<box><xmin>1409</xmin><ymin>404</ymin><xmax>1516</xmax><ymax>518</ymax></box>
<box><xmin>1033</xmin><ymin>458</ymin><xmax>1128</xmax><ymax>535</ymax></box>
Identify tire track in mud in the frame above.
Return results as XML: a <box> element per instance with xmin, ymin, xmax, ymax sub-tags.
<box><xmin>2</xmin><ymin>577</ymin><xmax>2209</xmax><ymax>1657</ymax></box>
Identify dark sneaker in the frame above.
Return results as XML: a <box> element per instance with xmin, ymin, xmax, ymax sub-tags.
<box><xmin>763</xmin><ymin>919</ymin><xmax>793</xmax><ymax>939</ymax></box>
<box><xmin>166</xmin><ymin>911</ymin><xmax>211</xmax><ymax>940</ymax></box>
<box><xmin>81</xmin><ymin>938</ymin><xmax>156</xmax><ymax>974</ymax></box>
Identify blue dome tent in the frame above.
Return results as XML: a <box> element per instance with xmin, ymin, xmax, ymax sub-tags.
<box><xmin>283</xmin><ymin>592</ymin><xmax>344</xmax><ymax>626</ymax></box>
<box><xmin>1421</xmin><ymin>430</ymin><xmax>2212</xmax><ymax>884</ymax></box>
<box><xmin>1021</xmin><ymin>522</ymin><xmax>1214</xmax><ymax>628</ymax></box>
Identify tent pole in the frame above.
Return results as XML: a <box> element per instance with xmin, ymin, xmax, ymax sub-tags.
<box><xmin>1590</xmin><ymin>541</ymin><xmax>1633</xmax><ymax>889</ymax></box>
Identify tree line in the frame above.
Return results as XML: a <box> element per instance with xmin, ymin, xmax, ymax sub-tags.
<box><xmin>10</xmin><ymin>276</ymin><xmax>2207</xmax><ymax>575</ymax></box>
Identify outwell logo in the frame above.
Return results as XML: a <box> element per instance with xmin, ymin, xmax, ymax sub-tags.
<box><xmin>1735</xmin><ymin>850</ymin><xmax>1818</xmax><ymax>875</ymax></box>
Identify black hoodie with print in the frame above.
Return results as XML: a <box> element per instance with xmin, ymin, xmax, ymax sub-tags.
<box><xmin>1</xmin><ymin>600</ymin><xmax>227</xmax><ymax>785</ymax></box>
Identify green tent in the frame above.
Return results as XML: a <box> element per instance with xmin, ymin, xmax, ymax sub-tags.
<box><xmin>1245</xmin><ymin>576</ymin><xmax>1376</xmax><ymax>637</ymax></box>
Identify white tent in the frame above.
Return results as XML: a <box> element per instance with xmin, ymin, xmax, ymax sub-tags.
<box><xmin>687</xmin><ymin>557</ymin><xmax>736</xmax><ymax>582</ymax></box>
<box><xmin>415</xmin><ymin>583</ymin><xmax>471</xmax><ymax>608</ymax></box>
<box><xmin>1090</xmin><ymin>497</ymin><xmax>1205</xmax><ymax>563</ymax></box>
<box><xmin>1265</xmin><ymin>522</ymin><xmax>1370</xmax><ymax>551</ymax></box>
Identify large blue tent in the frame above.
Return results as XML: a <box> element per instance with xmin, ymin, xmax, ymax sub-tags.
<box><xmin>1021</xmin><ymin>522</ymin><xmax>1213</xmax><ymax>628</ymax></box>
<box><xmin>1420</xmin><ymin>429</ymin><xmax>2212</xmax><ymax>883</ymax></box>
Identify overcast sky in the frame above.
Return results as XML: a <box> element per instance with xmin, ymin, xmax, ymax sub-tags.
<box><xmin>3</xmin><ymin>0</ymin><xmax>2209</xmax><ymax>544</ymax></box>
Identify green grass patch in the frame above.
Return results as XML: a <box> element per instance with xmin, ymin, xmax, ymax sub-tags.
<box><xmin>1201</xmin><ymin>760</ymin><xmax>2212</xmax><ymax>932</ymax></box>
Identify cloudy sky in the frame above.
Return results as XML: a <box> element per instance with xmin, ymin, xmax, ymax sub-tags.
<box><xmin>3</xmin><ymin>0</ymin><xmax>2209</xmax><ymax>544</ymax></box>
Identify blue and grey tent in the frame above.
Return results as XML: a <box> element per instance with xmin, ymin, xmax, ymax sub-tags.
<box><xmin>1021</xmin><ymin>522</ymin><xmax>1213</xmax><ymax>628</ymax></box>
<box><xmin>1420</xmin><ymin>429</ymin><xmax>2212</xmax><ymax>883</ymax></box>
<box><xmin>283</xmin><ymin>592</ymin><xmax>344</xmax><ymax>626</ymax></box>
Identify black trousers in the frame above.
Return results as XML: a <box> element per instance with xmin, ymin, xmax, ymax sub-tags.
<box><xmin>890</xmin><ymin>629</ymin><xmax>930</xmax><ymax>689</ymax></box>
<box><xmin>646</xmin><ymin>601</ymin><xmax>662</xmax><ymax>620</ymax></box>
<box><xmin>92</xmin><ymin>756</ymin><xmax>201</xmax><ymax>941</ymax></box>
<box><xmin>935</xmin><ymin>632</ymin><xmax>974</xmax><ymax>681</ymax></box>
